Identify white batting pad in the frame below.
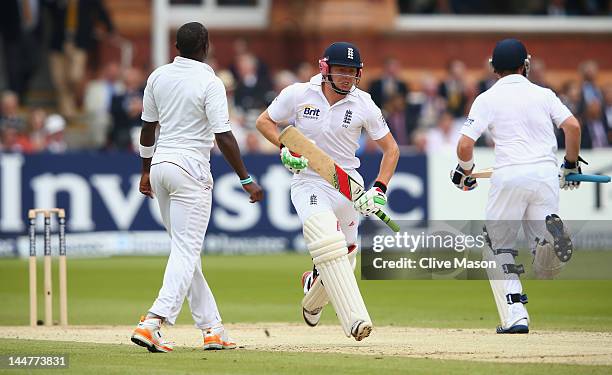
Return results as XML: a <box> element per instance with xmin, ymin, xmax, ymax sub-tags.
<box><xmin>533</xmin><ymin>240</ymin><xmax>565</xmax><ymax>279</ymax></box>
<box><xmin>483</xmin><ymin>247</ymin><xmax>529</xmax><ymax>329</ymax></box>
<box><xmin>303</xmin><ymin>211</ymin><xmax>371</xmax><ymax>337</ymax></box>
<box><xmin>302</xmin><ymin>277</ymin><xmax>329</xmax><ymax>314</ymax></box>
<box><xmin>302</xmin><ymin>247</ymin><xmax>357</xmax><ymax>314</ymax></box>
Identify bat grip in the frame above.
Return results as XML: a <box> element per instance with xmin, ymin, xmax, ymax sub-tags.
<box><xmin>375</xmin><ymin>210</ymin><xmax>400</xmax><ymax>232</ymax></box>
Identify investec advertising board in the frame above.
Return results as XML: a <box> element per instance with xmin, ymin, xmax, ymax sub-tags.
<box><xmin>0</xmin><ymin>153</ymin><xmax>428</xmax><ymax>257</ymax></box>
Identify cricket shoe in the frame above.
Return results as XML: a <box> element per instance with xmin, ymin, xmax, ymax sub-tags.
<box><xmin>545</xmin><ymin>214</ymin><xmax>573</xmax><ymax>262</ymax></box>
<box><xmin>203</xmin><ymin>326</ymin><xmax>237</xmax><ymax>350</ymax></box>
<box><xmin>496</xmin><ymin>318</ymin><xmax>529</xmax><ymax>334</ymax></box>
<box><xmin>302</xmin><ymin>307</ymin><xmax>322</xmax><ymax>327</ymax></box>
<box><xmin>131</xmin><ymin>316</ymin><xmax>174</xmax><ymax>353</ymax></box>
<box><xmin>351</xmin><ymin>320</ymin><xmax>373</xmax><ymax>341</ymax></box>
<box><xmin>301</xmin><ymin>266</ymin><xmax>320</xmax><ymax>295</ymax></box>
<box><xmin>301</xmin><ymin>268</ymin><xmax>323</xmax><ymax>327</ymax></box>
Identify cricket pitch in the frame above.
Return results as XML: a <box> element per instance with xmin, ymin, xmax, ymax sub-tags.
<box><xmin>1</xmin><ymin>323</ymin><xmax>611</xmax><ymax>365</ymax></box>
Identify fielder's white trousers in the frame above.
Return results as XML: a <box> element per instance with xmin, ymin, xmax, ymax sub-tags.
<box><xmin>149</xmin><ymin>161</ymin><xmax>221</xmax><ymax>329</ymax></box>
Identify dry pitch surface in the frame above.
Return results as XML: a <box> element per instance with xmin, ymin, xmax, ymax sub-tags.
<box><xmin>2</xmin><ymin>323</ymin><xmax>611</xmax><ymax>366</ymax></box>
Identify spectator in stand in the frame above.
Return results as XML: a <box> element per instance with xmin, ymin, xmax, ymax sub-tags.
<box><xmin>229</xmin><ymin>38</ymin><xmax>271</xmax><ymax>87</ymax></box>
<box><xmin>438</xmin><ymin>59</ymin><xmax>468</xmax><ymax>118</ymax></box>
<box><xmin>423</xmin><ymin>110</ymin><xmax>461</xmax><ymax>153</ymax></box>
<box><xmin>559</xmin><ymin>80</ymin><xmax>582</xmax><ymax>114</ymax></box>
<box><xmin>368</xmin><ymin>57</ymin><xmax>409</xmax><ymax>109</ymax></box>
<box><xmin>582</xmin><ymin>100</ymin><xmax>609</xmax><ymax>149</ymax></box>
<box><xmin>579</xmin><ymin>60</ymin><xmax>603</xmax><ymax>109</ymax></box>
<box><xmin>244</xmin><ymin>131</ymin><xmax>262</xmax><ymax>153</ymax></box>
<box><xmin>603</xmin><ymin>83</ymin><xmax>612</xmax><ymax>143</ymax></box>
<box><xmin>529</xmin><ymin>58</ymin><xmax>549</xmax><ymax>88</ymax></box>
<box><xmin>296</xmin><ymin>61</ymin><xmax>317</xmax><ymax>83</ymax></box>
<box><xmin>577</xmin><ymin>60</ymin><xmax>609</xmax><ymax>146</ymax></box>
<box><xmin>108</xmin><ymin>67</ymin><xmax>144</xmax><ymax>150</ymax></box>
<box><xmin>383</xmin><ymin>93</ymin><xmax>411</xmax><ymax>146</ymax></box>
<box><xmin>44</xmin><ymin>114</ymin><xmax>68</xmax><ymax>153</ymax></box>
<box><xmin>217</xmin><ymin>69</ymin><xmax>239</xmax><ymax>118</ymax></box>
<box><xmin>547</xmin><ymin>0</ymin><xmax>566</xmax><ymax>15</ymax></box>
<box><xmin>477</xmin><ymin>60</ymin><xmax>497</xmax><ymax>94</ymax></box>
<box><xmin>406</xmin><ymin>74</ymin><xmax>445</xmax><ymax>130</ymax></box>
<box><xmin>216</xmin><ymin>69</ymin><xmax>248</xmax><ymax>152</ymax></box>
<box><xmin>27</xmin><ymin>107</ymin><xmax>47</xmax><ymax>153</ymax></box>
<box><xmin>273</xmin><ymin>70</ymin><xmax>297</xmax><ymax>94</ymax></box>
<box><xmin>0</xmin><ymin>91</ymin><xmax>26</xmax><ymax>132</ymax></box>
<box><xmin>84</xmin><ymin>61</ymin><xmax>124</xmax><ymax>148</ymax></box>
<box><xmin>47</xmin><ymin>0</ymin><xmax>116</xmax><ymax>119</ymax></box>
<box><xmin>555</xmin><ymin>80</ymin><xmax>583</xmax><ymax>148</ymax></box>
<box><xmin>0</xmin><ymin>0</ymin><xmax>44</xmax><ymax>102</ymax></box>
<box><xmin>234</xmin><ymin>53</ymin><xmax>274</xmax><ymax>112</ymax></box>
<box><xmin>0</xmin><ymin>125</ymin><xmax>31</xmax><ymax>153</ymax></box>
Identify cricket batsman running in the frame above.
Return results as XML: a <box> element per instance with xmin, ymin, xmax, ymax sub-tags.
<box><xmin>130</xmin><ymin>22</ymin><xmax>263</xmax><ymax>352</ymax></box>
<box><xmin>451</xmin><ymin>39</ymin><xmax>582</xmax><ymax>334</ymax></box>
<box><xmin>256</xmin><ymin>42</ymin><xmax>400</xmax><ymax>341</ymax></box>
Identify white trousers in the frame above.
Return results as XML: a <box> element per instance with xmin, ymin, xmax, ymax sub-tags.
<box><xmin>291</xmin><ymin>176</ymin><xmax>361</xmax><ymax>246</ymax></box>
<box><xmin>149</xmin><ymin>162</ymin><xmax>221</xmax><ymax>329</ymax></box>
<box><xmin>485</xmin><ymin>161</ymin><xmax>559</xmax><ymax>327</ymax></box>
<box><xmin>486</xmin><ymin>162</ymin><xmax>559</xmax><ymax>248</ymax></box>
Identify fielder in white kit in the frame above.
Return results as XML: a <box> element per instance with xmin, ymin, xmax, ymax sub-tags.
<box><xmin>256</xmin><ymin>42</ymin><xmax>400</xmax><ymax>341</ymax></box>
<box><xmin>130</xmin><ymin>22</ymin><xmax>263</xmax><ymax>352</ymax></box>
<box><xmin>451</xmin><ymin>39</ymin><xmax>582</xmax><ymax>334</ymax></box>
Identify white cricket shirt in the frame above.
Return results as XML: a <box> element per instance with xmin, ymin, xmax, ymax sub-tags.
<box><xmin>142</xmin><ymin>56</ymin><xmax>231</xmax><ymax>175</ymax></box>
<box><xmin>460</xmin><ymin>74</ymin><xmax>572</xmax><ymax>168</ymax></box>
<box><xmin>267</xmin><ymin>74</ymin><xmax>389</xmax><ymax>180</ymax></box>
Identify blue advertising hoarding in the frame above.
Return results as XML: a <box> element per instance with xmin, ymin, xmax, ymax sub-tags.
<box><xmin>0</xmin><ymin>152</ymin><xmax>427</xmax><ymax>256</ymax></box>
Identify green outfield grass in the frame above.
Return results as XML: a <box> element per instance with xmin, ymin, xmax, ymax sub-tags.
<box><xmin>1</xmin><ymin>254</ymin><xmax>612</xmax><ymax>330</ymax></box>
<box><xmin>1</xmin><ymin>339</ymin><xmax>610</xmax><ymax>375</ymax></box>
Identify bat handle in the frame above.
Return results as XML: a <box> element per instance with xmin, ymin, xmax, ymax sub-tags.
<box><xmin>375</xmin><ymin>210</ymin><xmax>400</xmax><ymax>232</ymax></box>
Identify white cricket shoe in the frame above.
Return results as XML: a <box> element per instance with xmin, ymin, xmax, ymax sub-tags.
<box><xmin>351</xmin><ymin>320</ymin><xmax>372</xmax><ymax>341</ymax></box>
<box><xmin>131</xmin><ymin>316</ymin><xmax>174</xmax><ymax>353</ymax></box>
<box><xmin>301</xmin><ymin>270</ymin><xmax>323</xmax><ymax>327</ymax></box>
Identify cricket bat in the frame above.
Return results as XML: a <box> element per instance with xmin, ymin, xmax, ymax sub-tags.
<box><xmin>470</xmin><ymin>167</ymin><xmax>611</xmax><ymax>183</ymax></box>
<box><xmin>279</xmin><ymin>126</ymin><xmax>400</xmax><ymax>232</ymax></box>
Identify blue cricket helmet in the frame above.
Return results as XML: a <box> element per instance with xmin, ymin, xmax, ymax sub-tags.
<box><xmin>491</xmin><ymin>38</ymin><xmax>529</xmax><ymax>71</ymax></box>
<box><xmin>319</xmin><ymin>42</ymin><xmax>363</xmax><ymax>95</ymax></box>
<box><xmin>322</xmin><ymin>42</ymin><xmax>363</xmax><ymax>69</ymax></box>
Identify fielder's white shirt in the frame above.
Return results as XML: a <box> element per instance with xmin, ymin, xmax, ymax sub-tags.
<box><xmin>267</xmin><ymin>74</ymin><xmax>389</xmax><ymax>180</ymax></box>
<box><xmin>460</xmin><ymin>74</ymin><xmax>572</xmax><ymax>168</ymax></box>
<box><xmin>142</xmin><ymin>56</ymin><xmax>232</xmax><ymax>176</ymax></box>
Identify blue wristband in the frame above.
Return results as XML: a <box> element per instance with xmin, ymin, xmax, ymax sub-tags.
<box><xmin>240</xmin><ymin>176</ymin><xmax>253</xmax><ymax>185</ymax></box>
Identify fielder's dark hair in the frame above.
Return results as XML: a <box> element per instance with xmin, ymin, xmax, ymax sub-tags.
<box><xmin>176</xmin><ymin>22</ymin><xmax>209</xmax><ymax>58</ymax></box>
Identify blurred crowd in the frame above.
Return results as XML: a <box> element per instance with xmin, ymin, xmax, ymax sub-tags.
<box><xmin>398</xmin><ymin>0</ymin><xmax>612</xmax><ymax>15</ymax></box>
<box><xmin>1</xmin><ymin>2</ymin><xmax>611</xmax><ymax>154</ymax></box>
<box><xmin>375</xmin><ymin>57</ymin><xmax>612</xmax><ymax>153</ymax></box>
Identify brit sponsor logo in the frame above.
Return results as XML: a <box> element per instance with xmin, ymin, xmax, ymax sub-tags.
<box><xmin>302</xmin><ymin>106</ymin><xmax>321</xmax><ymax>119</ymax></box>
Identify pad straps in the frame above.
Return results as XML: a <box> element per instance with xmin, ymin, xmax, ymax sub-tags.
<box><xmin>506</xmin><ymin>293</ymin><xmax>528</xmax><ymax>305</ymax></box>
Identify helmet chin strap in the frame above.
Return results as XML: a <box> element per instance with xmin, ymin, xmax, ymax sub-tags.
<box><xmin>326</xmin><ymin>74</ymin><xmax>350</xmax><ymax>95</ymax></box>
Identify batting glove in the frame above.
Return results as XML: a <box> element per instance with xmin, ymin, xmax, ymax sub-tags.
<box><xmin>280</xmin><ymin>146</ymin><xmax>308</xmax><ymax>174</ymax></box>
<box><xmin>559</xmin><ymin>156</ymin><xmax>587</xmax><ymax>190</ymax></box>
<box><xmin>354</xmin><ymin>186</ymin><xmax>387</xmax><ymax>217</ymax></box>
<box><xmin>450</xmin><ymin>164</ymin><xmax>477</xmax><ymax>191</ymax></box>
